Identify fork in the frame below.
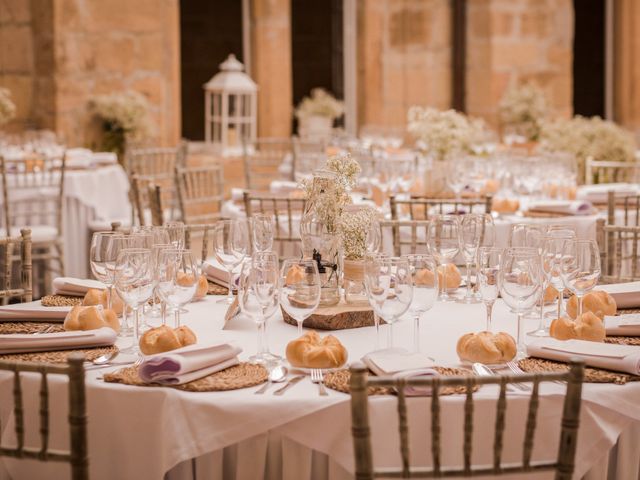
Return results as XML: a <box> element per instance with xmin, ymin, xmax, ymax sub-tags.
<box><xmin>506</xmin><ymin>361</ymin><xmax>531</xmax><ymax>391</ymax></box>
<box><xmin>310</xmin><ymin>369</ymin><xmax>328</xmax><ymax>396</ymax></box>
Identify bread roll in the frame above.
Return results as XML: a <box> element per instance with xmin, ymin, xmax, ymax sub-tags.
<box><xmin>285</xmin><ymin>264</ymin><xmax>306</xmax><ymax>285</ymax></box>
<box><xmin>415</xmin><ymin>264</ymin><xmax>461</xmax><ymax>291</ymax></box>
<box><xmin>83</xmin><ymin>288</ymin><xmax>124</xmax><ymax>316</ymax></box>
<box><xmin>549</xmin><ymin>311</ymin><xmax>605</xmax><ymax>342</ymax></box>
<box><xmin>492</xmin><ymin>198</ymin><xmax>520</xmax><ymax>214</ymax></box>
<box><xmin>139</xmin><ymin>325</ymin><xmax>198</xmax><ymax>355</ymax></box>
<box><xmin>176</xmin><ymin>272</ymin><xmax>209</xmax><ymax>300</ymax></box>
<box><xmin>286</xmin><ymin>331</ymin><xmax>348</xmax><ymax>369</ymax></box>
<box><xmin>542</xmin><ymin>285</ymin><xmax>559</xmax><ymax>304</ymax></box>
<box><xmin>566</xmin><ymin>291</ymin><xmax>616</xmax><ymax>319</ymax></box>
<box><xmin>456</xmin><ymin>331</ymin><xmax>517</xmax><ymax>364</ymax></box>
<box><xmin>64</xmin><ymin>305</ymin><xmax>120</xmax><ymax>333</ymax></box>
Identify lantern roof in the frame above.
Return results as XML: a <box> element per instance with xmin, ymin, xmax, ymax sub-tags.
<box><xmin>204</xmin><ymin>54</ymin><xmax>257</xmax><ymax>93</ymax></box>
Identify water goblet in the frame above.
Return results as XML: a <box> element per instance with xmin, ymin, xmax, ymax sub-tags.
<box><xmin>90</xmin><ymin>232</ymin><xmax>132</xmax><ymax>315</ymax></box>
<box><xmin>560</xmin><ymin>240</ymin><xmax>601</xmax><ymax>317</ymax></box>
<box><xmin>279</xmin><ymin>259</ymin><xmax>321</xmax><ymax>336</ymax></box>
<box><xmin>212</xmin><ymin>219</ymin><xmax>249</xmax><ymax>304</ymax></box>
<box><xmin>156</xmin><ymin>249</ymin><xmax>199</xmax><ymax>327</ymax></box>
<box><xmin>427</xmin><ymin>214</ymin><xmax>460</xmax><ymax>302</ymax></box>
<box><xmin>404</xmin><ymin>254</ymin><xmax>438</xmax><ymax>354</ymax></box>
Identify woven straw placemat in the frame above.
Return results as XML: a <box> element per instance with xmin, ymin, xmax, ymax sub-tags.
<box><xmin>522</xmin><ymin>210</ymin><xmax>569</xmax><ymax>219</ymax></box>
<box><xmin>103</xmin><ymin>362</ymin><xmax>267</xmax><ymax>392</ymax></box>
<box><xmin>41</xmin><ymin>295</ymin><xmax>82</xmax><ymax>307</ymax></box>
<box><xmin>0</xmin><ymin>345</ymin><xmax>118</xmax><ymax>364</ymax></box>
<box><xmin>0</xmin><ymin>322</ymin><xmax>64</xmax><ymax>335</ymax></box>
<box><xmin>605</xmin><ymin>336</ymin><xmax>640</xmax><ymax>346</ymax></box>
<box><xmin>324</xmin><ymin>366</ymin><xmax>478</xmax><ymax>396</ymax></box>
<box><xmin>518</xmin><ymin>357</ymin><xmax>640</xmax><ymax>385</ymax></box>
<box><xmin>207</xmin><ymin>282</ymin><xmax>229</xmax><ymax>296</ymax></box>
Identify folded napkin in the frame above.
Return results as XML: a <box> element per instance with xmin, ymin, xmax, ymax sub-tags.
<box><xmin>599</xmin><ymin>282</ymin><xmax>640</xmax><ymax>309</ymax></box>
<box><xmin>604</xmin><ymin>314</ymin><xmax>640</xmax><ymax>336</ymax></box>
<box><xmin>392</xmin><ymin>368</ymin><xmax>440</xmax><ymax>396</ymax></box>
<box><xmin>577</xmin><ymin>183</ymin><xmax>639</xmax><ymax>203</ymax></box>
<box><xmin>138</xmin><ymin>343</ymin><xmax>242</xmax><ymax>385</ymax></box>
<box><xmin>52</xmin><ymin>277</ymin><xmax>105</xmax><ymax>296</ymax></box>
<box><xmin>526</xmin><ymin>200</ymin><xmax>593</xmax><ymax>216</ymax></box>
<box><xmin>0</xmin><ymin>300</ymin><xmax>70</xmax><ymax>322</ymax></box>
<box><xmin>0</xmin><ymin>327</ymin><xmax>117</xmax><ymax>354</ymax></box>
<box><xmin>527</xmin><ymin>338</ymin><xmax>640</xmax><ymax>375</ymax></box>
<box><xmin>202</xmin><ymin>259</ymin><xmax>237</xmax><ymax>288</ymax></box>
<box><xmin>362</xmin><ymin>348</ymin><xmax>435</xmax><ymax>376</ymax></box>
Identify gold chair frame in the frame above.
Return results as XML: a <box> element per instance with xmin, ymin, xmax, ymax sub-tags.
<box><xmin>175</xmin><ymin>165</ymin><xmax>225</xmax><ymax>225</ymax></box>
<box><xmin>390</xmin><ymin>195</ymin><xmax>493</xmax><ymax>221</ymax></box>
<box><xmin>0</xmin><ymin>228</ymin><xmax>32</xmax><ymax>303</ymax></box>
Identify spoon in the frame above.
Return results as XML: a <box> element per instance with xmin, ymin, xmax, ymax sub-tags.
<box><xmin>254</xmin><ymin>365</ymin><xmax>288</xmax><ymax>394</ymax></box>
<box><xmin>88</xmin><ymin>351</ymin><xmax>120</xmax><ymax>366</ymax></box>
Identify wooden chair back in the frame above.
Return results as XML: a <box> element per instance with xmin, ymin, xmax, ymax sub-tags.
<box><xmin>175</xmin><ymin>165</ymin><xmax>225</xmax><ymax>225</ymax></box>
<box><xmin>243</xmin><ymin>191</ymin><xmax>306</xmax><ymax>257</ymax></box>
<box><xmin>597</xmin><ymin>219</ymin><xmax>640</xmax><ymax>283</ymax></box>
<box><xmin>0</xmin><ymin>354</ymin><xmax>88</xmax><ymax>480</ymax></box>
<box><xmin>0</xmin><ymin>228</ymin><xmax>32</xmax><ymax>303</ymax></box>
<box><xmin>291</xmin><ymin>136</ymin><xmax>326</xmax><ymax>181</ymax></box>
<box><xmin>585</xmin><ymin>158</ymin><xmax>640</xmax><ymax>185</ymax></box>
<box><xmin>0</xmin><ymin>152</ymin><xmax>66</xmax><ymax>237</ymax></box>
<box><xmin>130</xmin><ymin>175</ymin><xmax>164</xmax><ymax>226</ymax></box>
<box><xmin>350</xmin><ymin>360</ymin><xmax>585</xmax><ymax>480</ymax></box>
<box><xmin>378</xmin><ymin>220</ymin><xmax>430</xmax><ymax>256</ymax></box>
<box><xmin>606</xmin><ymin>190</ymin><xmax>640</xmax><ymax>227</ymax></box>
<box><xmin>243</xmin><ymin>137</ymin><xmax>292</xmax><ymax>191</ymax></box>
<box><xmin>390</xmin><ymin>195</ymin><xmax>493</xmax><ymax>221</ymax></box>
<box><xmin>184</xmin><ymin>223</ymin><xmax>221</xmax><ymax>263</ymax></box>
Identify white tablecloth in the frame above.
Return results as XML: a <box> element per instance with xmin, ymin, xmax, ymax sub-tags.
<box><xmin>1</xmin><ymin>295</ymin><xmax>639</xmax><ymax>480</ymax></box>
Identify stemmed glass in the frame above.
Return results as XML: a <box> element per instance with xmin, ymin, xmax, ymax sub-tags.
<box><xmin>251</xmin><ymin>214</ymin><xmax>275</xmax><ymax>253</ymax></box>
<box><xmin>460</xmin><ymin>214</ymin><xmax>494</xmax><ymax>303</ymax></box>
<box><xmin>213</xmin><ymin>219</ymin><xmax>249</xmax><ymax>304</ymax></box>
<box><xmin>164</xmin><ymin>221</ymin><xmax>186</xmax><ymax>249</ymax></box>
<box><xmin>427</xmin><ymin>214</ymin><xmax>460</xmax><ymax>302</ymax></box>
<box><xmin>542</xmin><ymin>229</ymin><xmax>577</xmax><ymax>319</ymax></box>
<box><xmin>509</xmin><ymin>223</ymin><xmax>546</xmax><ymax>249</ymax></box>
<box><xmin>499</xmin><ymin>247</ymin><xmax>542</xmax><ymax>357</ymax></box>
<box><xmin>89</xmin><ymin>232</ymin><xmax>131</xmax><ymax>312</ymax></box>
<box><xmin>364</xmin><ymin>256</ymin><xmax>413</xmax><ymax>348</ymax></box>
<box><xmin>560</xmin><ymin>240</ymin><xmax>601</xmax><ymax>317</ymax></box>
<box><xmin>477</xmin><ymin>247</ymin><xmax>502</xmax><ymax>332</ymax></box>
<box><xmin>114</xmin><ymin>248</ymin><xmax>155</xmax><ymax>353</ymax></box>
<box><xmin>279</xmin><ymin>259</ymin><xmax>321</xmax><ymax>335</ymax></box>
<box><xmin>156</xmin><ymin>249</ymin><xmax>199</xmax><ymax>327</ymax></box>
<box><xmin>404</xmin><ymin>254</ymin><xmax>438</xmax><ymax>353</ymax></box>
<box><xmin>149</xmin><ymin>243</ymin><xmax>173</xmax><ymax>323</ymax></box>
<box><xmin>238</xmin><ymin>253</ymin><xmax>281</xmax><ymax>364</ymax></box>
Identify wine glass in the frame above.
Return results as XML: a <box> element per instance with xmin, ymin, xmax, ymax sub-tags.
<box><xmin>477</xmin><ymin>247</ymin><xmax>502</xmax><ymax>332</ymax></box>
<box><xmin>427</xmin><ymin>214</ymin><xmax>460</xmax><ymax>302</ymax></box>
<box><xmin>499</xmin><ymin>247</ymin><xmax>542</xmax><ymax>357</ymax></box>
<box><xmin>149</xmin><ymin>243</ymin><xmax>173</xmax><ymax>323</ymax></box>
<box><xmin>164</xmin><ymin>221</ymin><xmax>186</xmax><ymax>249</ymax></box>
<box><xmin>156</xmin><ymin>249</ymin><xmax>199</xmax><ymax>327</ymax></box>
<box><xmin>251</xmin><ymin>214</ymin><xmax>275</xmax><ymax>253</ymax></box>
<box><xmin>238</xmin><ymin>254</ymin><xmax>280</xmax><ymax>364</ymax></box>
<box><xmin>132</xmin><ymin>225</ymin><xmax>171</xmax><ymax>245</ymax></box>
<box><xmin>509</xmin><ymin>223</ymin><xmax>546</xmax><ymax>250</ymax></box>
<box><xmin>212</xmin><ymin>219</ymin><xmax>249</xmax><ymax>304</ymax></box>
<box><xmin>460</xmin><ymin>214</ymin><xmax>493</xmax><ymax>303</ymax></box>
<box><xmin>404</xmin><ymin>254</ymin><xmax>438</xmax><ymax>353</ymax></box>
<box><xmin>542</xmin><ymin>229</ymin><xmax>577</xmax><ymax>320</ymax></box>
<box><xmin>560</xmin><ymin>240</ymin><xmax>601</xmax><ymax>317</ymax></box>
<box><xmin>114</xmin><ymin>248</ymin><xmax>155</xmax><ymax>353</ymax></box>
<box><xmin>90</xmin><ymin>232</ymin><xmax>131</xmax><ymax>313</ymax></box>
<box><xmin>364</xmin><ymin>256</ymin><xmax>413</xmax><ymax>348</ymax></box>
<box><xmin>279</xmin><ymin>259</ymin><xmax>321</xmax><ymax>335</ymax></box>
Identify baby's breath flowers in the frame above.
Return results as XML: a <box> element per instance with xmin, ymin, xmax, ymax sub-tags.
<box><xmin>295</xmin><ymin>88</ymin><xmax>344</xmax><ymax>121</ymax></box>
<box><xmin>339</xmin><ymin>206</ymin><xmax>378</xmax><ymax>260</ymax></box>
<box><xmin>498</xmin><ymin>82</ymin><xmax>549</xmax><ymax>141</ymax></box>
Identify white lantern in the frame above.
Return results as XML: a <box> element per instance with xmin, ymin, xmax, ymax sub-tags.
<box><xmin>203</xmin><ymin>54</ymin><xmax>257</xmax><ymax>156</ymax></box>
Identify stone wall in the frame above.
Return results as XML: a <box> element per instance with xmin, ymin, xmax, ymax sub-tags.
<box><xmin>357</xmin><ymin>0</ymin><xmax>452</xmax><ymax>130</ymax></box>
<box><xmin>615</xmin><ymin>0</ymin><xmax>640</xmax><ymax>136</ymax></box>
<box><xmin>466</xmin><ymin>0</ymin><xmax>574</xmax><ymax>128</ymax></box>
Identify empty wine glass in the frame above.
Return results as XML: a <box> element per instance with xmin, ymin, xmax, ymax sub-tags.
<box><xmin>500</xmin><ymin>247</ymin><xmax>542</xmax><ymax>357</ymax></box>
<box><xmin>427</xmin><ymin>214</ymin><xmax>460</xmax><ymax>302</ymax></box>
<box><xmin>213</xmin><ymin>219</ymin><xmax>249</xmax><ymax>304</ymax></box>
<box><xmin>560</xmin><ymin>240</ymin><xmax>601</xmax><ymax>317</ymax></box>
<box><xmin>114</xmin><ymin>248</ymin><xmax>155</xmax><ymax>353</ymax></box>
<box><xmin>509</xmin><ymin>223</ymin><xmax>546</xmax><ymax>250</ymax></box>
<box><xmin>460</xmin><ymin>214</ymin><xmax>493</xmax><ymax>303</ymax></box>
<box><xmin>364</xmin><ymin>256</ymin><xmax>413</xmax><ymax>348</ymax></box>
<box><xmin>156</xmin><ymin>249</ymin><xmax>199</xmax><ymax>327</ymax></box>
<box><xmin>251</xmin><ymin>214</ymin><xmax>275</xmax><ymax>253</ymax></box>
<box><xmin>477</xmin><ymin>247</ymin><xmax>502</xmax><ymax>332</ymax></box>
<box><xmin>279</xmin><ymin>259</ymin><xmax>321</xmax><ymax>335</ymax></box>
<box><xmin>90</xmin><ymin>232</ymin><xmax>131</xmax><ymax>313</ymax></box>
<box><xmin>404</xmin><ymin>254</ymin><xmax>438</xmax><ymax>353</ymax></box>
<box><xmin>542</xmin><ymin>229</ymin><xmax>577</xmax><ymax>319</ymax></box>
<box><xmin>164</xmin><ymin>221</ymin><xmax>185</xmax><ymax>249</ymax></box>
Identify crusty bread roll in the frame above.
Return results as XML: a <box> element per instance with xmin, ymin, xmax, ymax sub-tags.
<box><xmin>543</xmin><ymin>285</ymin><xmax>559</xmax><ymax>304</ymax></box>
<box><xmin>176</xmin><ymin>272</ymin><xmax>208</xmax><ymax>300</ymax></box>
<box><xmin>492</xmin><ymin>198</ymin><xmax>520</xmax><ymax>214</ymax></box>
<box><xmin>139</xmin><ymin>325</ymin><xmax>198</xmax><ymax>355</ymax></box>
<box><xmin>285</xmin><ymin>264</ymin><xmax>306</xmax><ymax>285</ymax></box>
<box><xmin>64</xmin><ymin>305</ymin><xmax>120</xmax><ymax>333</ymax></box>
<box><xmin>566</xmin><ymin>291</ymin><xmax>616</xmax><ymax>319</ymax></box>
<box><xmin>456</xmin><ymin>331</ymin><xmax>517</xmax><ymax>364</ymax></box>
<box><xmin>415</xmin><ymin>264</ymin><xmax>461</xmax><ymax>291</ymax></box>
<box><xmin>549</xmin><ymin>311</ymin><xmax>605</xmax><ymax>342</ymax></box>
<box><xmin>286</xmin><ymin>331</ymin><xmax>348</xmax><ymax>369</ymax></box>
<box><xmin>83</xmin><ymin>288</ymin><xmax>124</xmax><ymax>316</ymax></box>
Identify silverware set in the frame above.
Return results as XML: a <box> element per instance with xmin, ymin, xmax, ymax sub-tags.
<box><xmin>255</xmin><ymin>368</ymin><xmax>329</xmax><ymax>396</ymax></box>
<box><xmin>472</xmin><ymin>362</ymin><xmax>531</xmax><ymax>392</ymax></box>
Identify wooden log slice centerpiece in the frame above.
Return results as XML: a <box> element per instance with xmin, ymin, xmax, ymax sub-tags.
<box><xmin>281</xmin><ymin>300</ymin><xmax>381</xmax><ymax>330</ymax></box>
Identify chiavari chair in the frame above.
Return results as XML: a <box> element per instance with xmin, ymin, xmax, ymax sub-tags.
<box><xmin>606</xmin><ymin>190</ymin><xmax>640</xmax><ymax>227</ymax></box>
<box><xmin>175</xmin><ymin>164</ymin><xmax>225</xmax><ymax>225</ymax></box>
<box><xmin>243</xmin><ymin>191</ymin><xmax>306</xmax><ymax>257</ymax></box>
<box><xmin>0</xmin><ymin>228</ymin><xmax>32</xmax><ymax>304</ymax></box>
<box><xmin>184</xmin><ymin>223</ymin><xmax>222</xmax><ymax>263</ymax></box>
<box><xmin>349</xmin><ymin>360</ymin><xmax>585</xmax><ymax>480</ymax></box>
<box><xmin>597</xmin><ymin>218</ymin><xmax>640</xmax><ymax>283</ymax></box>
<box><xmin>291</xmin><ymin>136</ymin><xmax>326</xmax><ymax>181</ymax></box>
<box><xmin>243</xmin><ymin>137</ymin><xmax>292</xmax><ymax>191</ymax></box>
<box><xmin>389</xmin><ymin>195</ymin><xmax>493</xmax><ymax>221</ymax></box>
<box><xmin>0</xmin><ymin>354</ymin><xmax>88</xmax><ymax>480</ymax></box>
<box><xmin>585</xmin><ymin>158</ymin><xmax>640</xmax><ymax>185</ymax></box>
<box><xmin>130</xmin><ymin>175</ymin><xmax>164</xmax><ymax>226</ymax></box>
<box><xmin>378</xmin><ymin>220</ymin><xmax>430</xmax><ymax>256</ymax></box>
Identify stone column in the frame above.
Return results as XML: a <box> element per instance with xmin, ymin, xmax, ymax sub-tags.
<box><xmin>614</xmin><ymin>0</ymin><xmax>640</xmax><ymax>134</ymax></box>
<box><xmin>250</xmin><ymin>0</ymin><xmax>293</xmax><ymax>138</ymax></box>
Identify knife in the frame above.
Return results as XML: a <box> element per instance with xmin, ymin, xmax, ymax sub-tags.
<box><xmin>273</xmin><ymin>375</ymin><xmax>305</xmax><ymax>396</ymax></box>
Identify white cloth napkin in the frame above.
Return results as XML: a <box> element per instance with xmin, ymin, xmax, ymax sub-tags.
<box><xmin>392</xmin><ymin>369</ymin><xmax>440</xmax><ymax>396</ymax></box>
<box><xmin>202</xmin><ymin>259</ymin><xmax>234</xmax><ymax>287</ymax></box>
<box><xmin>52</xmin><ymin>277</ymin><xmax>105</xmax><ymax>296</ymax></box>
<box><xmin>362</xmin><ymin>348</ymin><xmax>435</xmax><ymax>376</ymax></box>
<box><xmin>0</xmin><ymin>327</ymin><xmax>117</xmax><ymax>354</ymax></box>
<box><xmin>527</xmin><ymin>338</ymin><xmax>640</xmax><ymax>375</ymax></box>
<box><xmin>526</xmin><ymin>200</ymin><xmax>594</xmax><ymax>216</ymax></box>
<box><xmin>577</xmin><ymin>183</ymin><xmax>639</xmax><ymax>203</ymax></box>
<box><xmin>0</xmin><ymin>300</ymin><xmax>71</xmax><ymax>322</ymax></box>
<box><xmin>138</xmin><ymin>343</ymin><xmax>242</xmax><ymax>385</ymax></box>
<box><xmin>604</xmin><ymin>315</ymin><xmax>640</xmax><ymax>336</ymax></box>
<box><xmin>599</xmin><ymin>282</ymin><xmax>640</xmax><ymax>309</ymax></box>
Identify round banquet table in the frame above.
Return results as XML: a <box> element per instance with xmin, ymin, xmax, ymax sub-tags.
<box><xmin>1</xmin><ymin>296</ymin><xmax>639</xmax><ymax>480</ymax></box>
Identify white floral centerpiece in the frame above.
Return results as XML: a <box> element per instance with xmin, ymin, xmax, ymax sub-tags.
<box><xmin>0</xmin><ymin>87</ymin><xmax>17</xmax><ymax>126</ymax></box>
<box><xmin>89</xmin><ymin>90</ymin><xmax>152</xmax><ymax>156</ymax></box>
<box><xmin>295</xmin><ymin>88</ymin><xmax>344</xmax><ymax>138</ymax></box>
<box><xmin>498</xmin><ymin>82</ymin><xmax>548</xmax><ymax>142</ymax></box>
<box><xmin>540</xmin><ymin>115</ymin><xmax>637</xmax><ymax>183</ymax></box>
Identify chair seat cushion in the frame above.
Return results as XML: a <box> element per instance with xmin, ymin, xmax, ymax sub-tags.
<box><xmin>10</xmin><ymin>226</ymin><xmax>59</xmax><ymax>243</ymax></box>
